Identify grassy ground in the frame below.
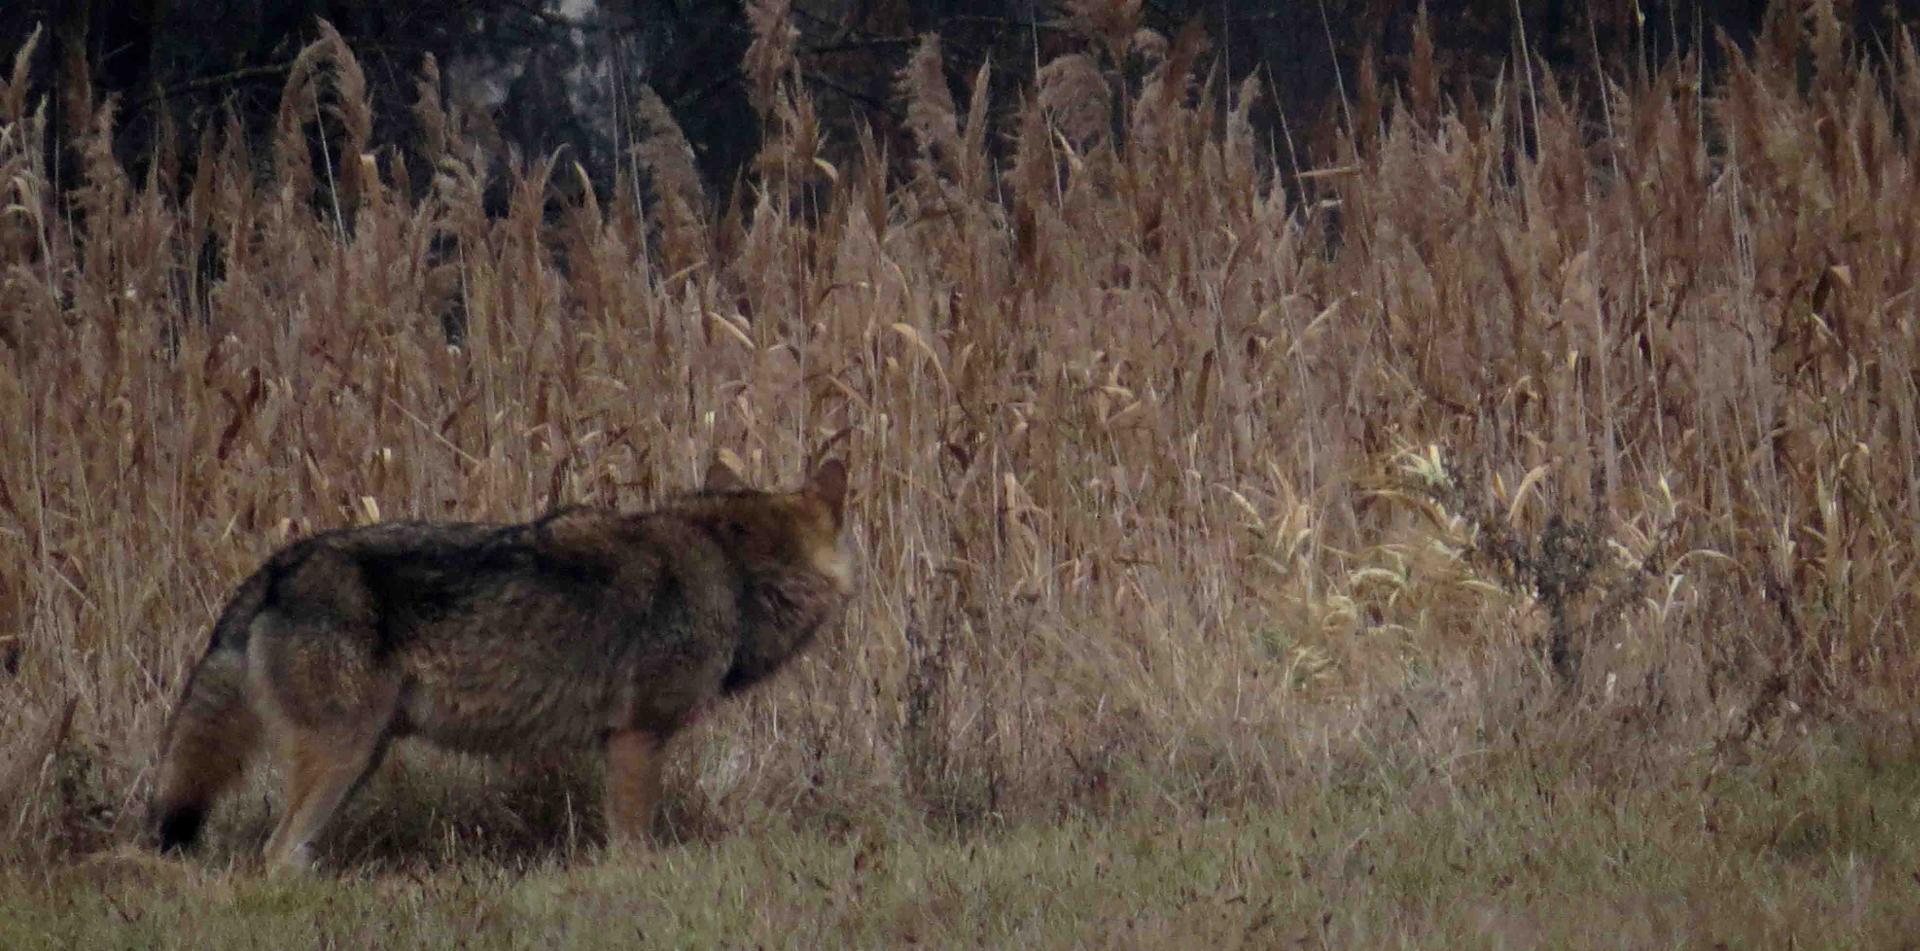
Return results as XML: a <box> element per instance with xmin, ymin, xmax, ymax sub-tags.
<box><xmin>6</xmin><ymin>725</ymin><xmax>1918</xmax><ymax>949</ymax></box>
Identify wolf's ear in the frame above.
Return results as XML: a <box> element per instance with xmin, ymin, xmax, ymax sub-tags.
<box><xmin>807</xmin><ymin>459</ymin><xmax>848</xmax><ymax>520</ymax></box>
<box><xmin>704</xmin><ymin>458</ymin><xmax>747</xmax><ymax>492</ymax></box>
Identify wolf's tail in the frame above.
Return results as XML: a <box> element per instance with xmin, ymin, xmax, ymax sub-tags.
<box><xmin>151</xmin><ymin>574</ymin><xmax>269</xmax><ymax>852</ymax></box>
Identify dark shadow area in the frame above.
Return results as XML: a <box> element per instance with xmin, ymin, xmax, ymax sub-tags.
<box><xmin>11</xmin><ymin>1</ymin><xmax>1913</xmax><ymax>208</ymax></box>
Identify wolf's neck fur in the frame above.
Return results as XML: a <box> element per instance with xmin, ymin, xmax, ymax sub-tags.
<box><xmin>725</xmin><ymin>566</ymin><xmax>841</xmax><ymax>693</ymax></box>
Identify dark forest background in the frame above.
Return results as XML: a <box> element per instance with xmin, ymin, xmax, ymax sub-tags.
<box><xmin>2</xmin><ymin>1</ymin><xmax>1916</xmax><ymax>200</ymax></box>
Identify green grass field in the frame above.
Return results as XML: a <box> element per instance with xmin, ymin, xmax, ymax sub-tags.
<box><xmin>7</xmin><ymin>724</ymin><xmax>1918</xmax><ymax>949</ymax></box>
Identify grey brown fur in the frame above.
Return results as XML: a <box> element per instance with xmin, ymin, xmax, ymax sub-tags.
<box><xmin>149</xmin><ymin>459</ymin><xmax>852</xmax><ymax>868</ymax></box>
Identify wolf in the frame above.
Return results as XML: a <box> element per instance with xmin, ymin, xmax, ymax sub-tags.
<box><xmin>148</xmin><ymin>458</ymin><xmax>852</xmax><ymax>868</ymax></box>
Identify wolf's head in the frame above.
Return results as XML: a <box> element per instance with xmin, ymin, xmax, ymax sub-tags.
<box><xmin>673</xmin><ymin>457</ymin><xmax>854</xmax><ymax>692</ymax></box>
<box><xmin>674</xmin><ymin>457</ymin><xmax>854</xmax><ymax>611</ymax></box>
<box><xmin>684</xmin><ymin>457</ymin><xmax>852</xmax><ymax>596</ymax></box>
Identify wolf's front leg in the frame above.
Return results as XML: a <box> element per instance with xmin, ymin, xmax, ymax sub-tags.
<box><xmin>603</xmin><ymin>728</ymin><xmax>664</xmax><ymax>849</ymax></box>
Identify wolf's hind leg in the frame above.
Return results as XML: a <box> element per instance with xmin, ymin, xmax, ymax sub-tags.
<box><xmin>604</xmin><ymin>728</ymin><xmax>665</xmax><ymax>850</ymax></box>
<box><xmin>262</xmin><ymin>681</ymin><xmax>400</xmax><ymax>870</ymax></box>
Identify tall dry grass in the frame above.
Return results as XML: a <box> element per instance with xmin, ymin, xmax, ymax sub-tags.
<box><xmin>2</xmin><ymin>4</ymin><xmax>1917</xmax><ymax>864</ymax></box>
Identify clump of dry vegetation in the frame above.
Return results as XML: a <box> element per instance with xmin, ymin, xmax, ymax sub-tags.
<box><xmin>0</xmin><ymin>3</ymin><xmax>1916</xmax><ymax>907</ymax></box>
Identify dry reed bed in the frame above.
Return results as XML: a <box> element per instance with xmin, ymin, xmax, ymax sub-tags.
<box><xmin>1</xmin><ymin>6</ymin><xmax>1917</xmax><ymax>862</ymax></box>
